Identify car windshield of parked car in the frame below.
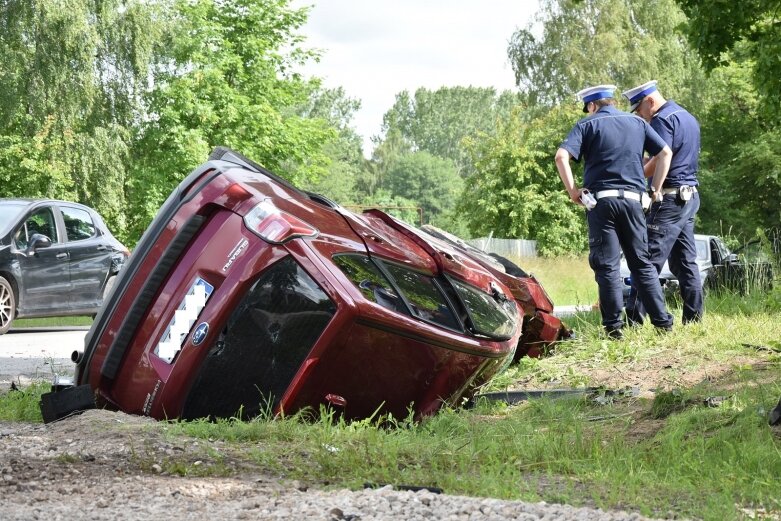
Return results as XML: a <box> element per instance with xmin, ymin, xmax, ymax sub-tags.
<box><xmin>448</xmin><ymin>278</ymin><xmax>518</xmax><ymax>340</ymax></box>
<box><xmin>61</xmin><ymin>206</ymin><xmax>96</xmax><ymax>241</ymax></box>
<box><xmin>0</xmin><ymin>202</ymin><xmax>26</xmax><ymax>237</ymax></box>
<box><xmin>13</xmin><ymin>207</ymin><xmax>59</xmax><ymax>250</ymax></box>
<box><xmin>695</xmin><ymin>239</ymin><xmax>708</xmax><ymax>261</ymax></box>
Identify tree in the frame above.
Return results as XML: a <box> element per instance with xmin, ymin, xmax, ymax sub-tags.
<box><xmin>695</xmin><ymin>53</ymin><xmax>781</xmax><ymax>237</ymax></box>
<box><xmin>383</xmin><ymin>152</ymin><xmax>463</xmax><ymax>226</ymax></box>
<box><xmin>128</xmin><ymin>0</ymin><xmax>336</xmax><ymax>243</ymax></box>
<box><xmin>459</xmin><ymin>106</ymin><xmax>587</xmax><ymax>256</ymax></box>
<box><xmin>380</xmin><ymin>87</ymin><xmax>524</xmax><ymax>178</ymax></box>
<box><xmin>676</xmin><ymin>0</ymin><xmax>781</xmax><ymax>121</ymax></box>
<box><xmin>297</xmin><ymin>86</ymin><xmax>366</xmax><ymax>205</ymax></box>
<box><xmin>0</xmin><ymin>0</ymin><xmax>160</xmax><ymax>241</ymax></box>
<box><xmin>509</xmin><ymin>0</ymin><xmax>705</xmax><ymax>108</ymax></box>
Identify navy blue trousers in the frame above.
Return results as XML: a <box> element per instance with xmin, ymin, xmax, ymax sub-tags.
<box><xmin>587</xmin><ymin>197</ymin><xmax>673</xmax><ymax>330</ymax></box>
<box><xmin>626</xmin><ymin>192</ymin><xmax>703</xmax><ymax>324</ymax></box>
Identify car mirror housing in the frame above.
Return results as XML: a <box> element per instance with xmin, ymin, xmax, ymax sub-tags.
<box><xmin>26</xmin><ymin>233</ymin><xmax>52</xmax><ymax>255</ymax></box>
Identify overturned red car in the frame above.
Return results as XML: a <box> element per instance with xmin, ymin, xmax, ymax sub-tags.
<box><xmin>41</xmin><ymin>147</ymin><xmax>568</xmax><ymax>423</ymax></box>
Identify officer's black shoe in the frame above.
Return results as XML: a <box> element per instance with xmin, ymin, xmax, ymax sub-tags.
<box><xmin>654</xmin><ymin>324</ymin><xmax>673</xmax><ymax>334</ymax></box>
<box><xmin>605</xmin><ymin>327</ymin><xmax>624</xmax><ymax>340</ymax></box>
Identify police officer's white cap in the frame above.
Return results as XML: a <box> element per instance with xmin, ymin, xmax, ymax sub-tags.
<box><xmin>621</xmin><ymin>80</ymin><xmax>658</xmax><ymax>112</ymax></box>
<box><xmin>575</xmin><ymin>84</ymin><xmax>617</xmax><ymax>113</ymax></box>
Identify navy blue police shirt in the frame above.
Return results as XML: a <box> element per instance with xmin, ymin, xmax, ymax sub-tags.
<box><xmin>560</xmin><ymin>105</ymin><xmax>667</xmax><ymax>193</ymax></box>
<box><xmin>650</xmin><ymin>100</ymin><xmax>700</xmax><ymax>188</ymax></box>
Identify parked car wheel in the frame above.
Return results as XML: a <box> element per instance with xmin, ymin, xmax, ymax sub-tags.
<box><xmin>0</xmin><ymin>276</ymin><xmax>15</xmax><ymax>335</ymax></box>
<box><xmin>103</xmin><ymin>275</ymin><xmax>117</xmax><ymax>300</ymax></box>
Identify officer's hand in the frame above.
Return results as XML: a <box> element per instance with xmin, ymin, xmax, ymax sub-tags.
<box><xmin>569</xmin><ymin>188</ymin><xmax>582</xmax><ymax>205</ymax></box>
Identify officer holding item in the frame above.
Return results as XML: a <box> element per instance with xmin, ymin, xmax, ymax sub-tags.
<box><xmin>622</xmin><ymin>80</ymin><xmax>703</xmax><ymax>324</ymax></box>
<box><xmin>555</xmin><ymin>84</ymin><xmax>674</xmax><ymax>339</ymax></box>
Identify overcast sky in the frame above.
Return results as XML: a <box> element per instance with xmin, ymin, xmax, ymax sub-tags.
<box><xmin>292</xmin><ymin>1</ymin><xmax>538</xmax><ymax>155</ymax></box>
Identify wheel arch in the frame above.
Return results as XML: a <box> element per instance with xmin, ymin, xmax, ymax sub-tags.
<box><xmin>0</xmin><ymin>270</ymin><xmax>19</xmax><ymax>307</ymax></box>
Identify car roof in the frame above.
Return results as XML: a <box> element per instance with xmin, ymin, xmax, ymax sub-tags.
<box><xmin>0</xmin><ymin>198</ymin><xmax>94</xmax><ymax>210</ymax></box>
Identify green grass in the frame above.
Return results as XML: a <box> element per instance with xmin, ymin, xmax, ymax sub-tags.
<box><xmin>0</xmin><ymin>381</ymin><xmax>46</xmax><ymax>422</ymax></box>
<box><xmin>511</xmin><ymin>255</ymin><xmax>598</xmax><ymax>306</ymax></box>
<box><xmin>3</xmin><ymin>289</ymin><xmax>781</xmax><ymax>520</ymax></box>
<box><xmin>12</xmin><ymin>316</ymin><xmax>93</xmax><ymax>328</ymax></box>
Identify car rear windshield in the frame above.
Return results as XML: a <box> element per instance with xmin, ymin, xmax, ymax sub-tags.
<box><xmin>181</xmin><ymin>256</ymin><xmax>336</xmax><ymax>420</ymax></box>
<box><xmin>449</xmin><ymin>278</ymin><xmax>518</xmax><ymax>340</ymax></box>
<box><xmin>0</xmin><ymin>202</ymin><xmax>26</xmax><ymax>236</ymax></box>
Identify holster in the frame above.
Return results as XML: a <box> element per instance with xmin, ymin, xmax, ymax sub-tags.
<box><xmin>641</xmin><ymin>191</ymin><xmax>652</xmax><ymax>213</ymax></box>
<box><xmin>678</xmin><ymin>186</ymin><xmax>694</xmax><ymax>203</ymax></box>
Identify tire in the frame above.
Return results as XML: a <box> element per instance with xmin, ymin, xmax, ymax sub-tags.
<box><xmin>0</xmin><ymin>276</ymin><xmax>15</xmax><ymax>335</ymax></box>
<box><xmin>102</xmin><ymin>275</ymin><xmax>117</xmax><ymax>301</ymax></box>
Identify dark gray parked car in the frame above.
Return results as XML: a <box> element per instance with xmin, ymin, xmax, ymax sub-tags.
<box><xmin>0</xmin><ymin>199</ymin><xmax>129</xmax><ymax>334</ymax></box>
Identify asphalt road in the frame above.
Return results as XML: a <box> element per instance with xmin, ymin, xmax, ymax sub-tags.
<box><xmin>0</xmin><ymin>327</ymin><xmax>87</xmax><ymax>387</ymax></box>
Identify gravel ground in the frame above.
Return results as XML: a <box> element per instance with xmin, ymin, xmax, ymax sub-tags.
<box><xmin>0</xmin><ymin>409</ymin><xmax>675</xmax><ymax>521</ymax></box>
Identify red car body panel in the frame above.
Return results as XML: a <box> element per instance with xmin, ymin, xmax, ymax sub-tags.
<box><xmin>72</xmin><ymin>149</ymin><xmax>528</xmax><ymax>422</ymax></box>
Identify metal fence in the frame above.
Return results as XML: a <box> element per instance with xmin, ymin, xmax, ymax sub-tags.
<box><xmin>466</xmin><ymin>237</ymin><xmax>538</xmax><ymax>258</ymax></box>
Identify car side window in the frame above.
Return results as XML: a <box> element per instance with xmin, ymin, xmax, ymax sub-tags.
<box><xmin>333</xmin><ymin>254</ymin><xmax>408</xmax><ymax>315</ymax></box>
<box><xmin>61</xmin><ymin>207</ymin><xmax>96</xmax><ymax>241</ymax></box>
<box><xmin>13</xmin><ymin>207</ymin><xmax>58</xmax><ymax>249</ymax></box>
<box><xmin>382</xmin><ymin>263</ymin><xmax>461</xmax><ymax>331</ymax></box>
<box><xmin>448</xmin><ymin>277</ymin><xmax>518</xmax><ymax>340</ymax></box>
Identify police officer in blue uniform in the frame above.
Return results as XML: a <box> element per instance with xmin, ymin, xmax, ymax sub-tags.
<box><xmin>622</xmin><ymin>80</ymin><xmax>703</xmax><ymax>324</ymax></box>
<box><xmin>555</xmin><ymin>85</ymin><xmax>674</xmax><ymax>338</ymax></box>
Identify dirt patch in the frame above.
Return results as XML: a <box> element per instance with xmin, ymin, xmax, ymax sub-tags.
<box><xmin>0</xmin><ymin>410</ymin><xmax>670</xmax><ymax>521</ymax></box>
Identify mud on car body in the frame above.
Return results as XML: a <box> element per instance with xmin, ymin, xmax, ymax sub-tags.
<box><xmin>42</xmin><ymin>147</ymin><xmax>551</xmax><ymax>423</ymax></box>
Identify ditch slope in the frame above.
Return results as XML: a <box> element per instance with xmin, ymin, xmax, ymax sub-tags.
<box><xmin>0</xmin><ymin>409</ymin><xmax>668</xmax><ymax>520</ymax></box>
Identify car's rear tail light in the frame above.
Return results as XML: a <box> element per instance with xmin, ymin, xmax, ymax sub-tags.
<box><xmin>243</xmin><ymin>200</ymin><xmax>317</xmax><ymax>244</ymax></box>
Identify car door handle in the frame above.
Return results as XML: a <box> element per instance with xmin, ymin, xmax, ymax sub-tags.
<box><xmin>56</xmin><ymin>252</ymin><xmax>68</xmax><ymax>259</ymax></box>
<box><xmin>96</xmin><ymin>245</ymin><xmax>108</xmax><ymax>251</ymax></box>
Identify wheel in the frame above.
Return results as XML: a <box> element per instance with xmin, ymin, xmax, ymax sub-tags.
<box><xmin>0</xmin><ymin>276</ymin><xmax>15</xmax><ymax>335</ymax></box>
<box><xmin>102</xmin><ymin>275</ymin><xmax>117</xmax><ymax>301</ymax></box>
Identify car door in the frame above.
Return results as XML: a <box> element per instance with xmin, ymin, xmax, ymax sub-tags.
<box><xmin>59</xmin><ymin>204</ymin><xmax>112</xmax><ymax>311</ymax></box>
<box><xmin>14</xmin><ymin>205</ymin><xmax>72</xmax><ymax>314</ymax></box>
<box><xmin>707</xmin><ymin>237</ymin><xmax>742</xmax><ymax>291</ymax></box>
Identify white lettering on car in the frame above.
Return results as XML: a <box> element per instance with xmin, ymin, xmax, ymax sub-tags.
<box><xmin>143</xmin><ymin>379</ymin><xmax>162</xmax><ymax>416</ymax></box>
<box><xmin>222</xmin><ymin>238</ymin><xmax>249</xmax><ymax>272</ymax></box>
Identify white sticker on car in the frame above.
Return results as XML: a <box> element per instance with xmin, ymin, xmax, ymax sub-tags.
<box><xmin>154</xmin><ymin>277</ymin><xmax>214</xmax><ymax>363</ymax></box>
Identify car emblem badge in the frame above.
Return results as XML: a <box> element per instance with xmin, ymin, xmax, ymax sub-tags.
<box><xmin>192</xmin><ymin>322</ymin><xmax>209</xmax><ymax>346</ymax></box>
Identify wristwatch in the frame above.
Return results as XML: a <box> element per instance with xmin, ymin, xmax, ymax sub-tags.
<box><xmin>648</xmin><ymin>185</ymin><xmax>661</xmax><ymax>202</ymax></box>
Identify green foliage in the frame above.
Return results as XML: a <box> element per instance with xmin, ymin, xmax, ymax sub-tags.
<box><xmin>0</xmin><ymin>0</ymin><xmax>159</xmax><ymax>242</ymax></box>
<box><xmin>128</xmin><ymin>0</ymin><xmax>336</xmax><ymax>243</ymax></box>
<box><xmin>355</xmin><ymin>189</ymin><xmax>422</xmax><ymax>226</ymax></box>
<box><xmin>696</xmin><ymin>54</ymin><xmax>781</xmax><ymax>236</ymax></box>
<box><xmin>676</xmin><ymin>0</ymin><xmax>781</xmax><ymax>121</ymax></box>
<box><xmin>383</xmin><ymin>152</ymin><xmax>462</xmax><ymax>225</ymax></box>
<box><xmin>381</xmin><ymin>87</ymin><xmax>524</xmax><ymax>178</ymax></box>
<box><xmin>298</xmin><ymin>87</ymin><xmax>367</xmax><ymax>205</ymax></box>
<box><xmin>510</xmin><ymin>0</ymin><xmax>705</xmax><ymax>109</ymax></box>
<box><xmin>0</xmin><ymin>383</ymin><xmax>47</xmax><ymax>422</ymax></box>
<box><xmin>460</xmin><ymin>106</ymin><xmax>588</xmax><ymax>256</ymax></box>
